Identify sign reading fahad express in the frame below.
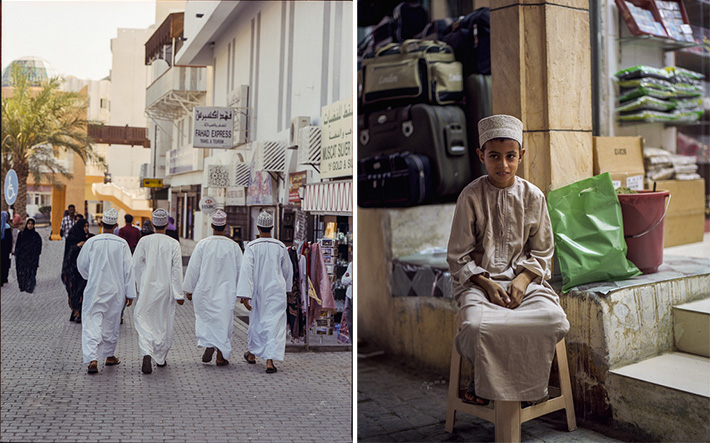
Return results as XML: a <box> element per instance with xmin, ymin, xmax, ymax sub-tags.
<box><xmin>320</xmin><ymin>97</ymin><xmax>353</xmax><ymax>179</ymax></box>
<box><xmin>193</xmin><ymin>107</ymin><xmax>234</xmax><ymax>149</ymax></box>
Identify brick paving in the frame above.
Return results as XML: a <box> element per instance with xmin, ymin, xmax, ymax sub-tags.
<box><xmin>1</xmin><ymin>227</ymin><xmax>352</xmax><ymax>442</ymax></box>
<box><xmin>357</xmin><ymin>351</ymin><xmax>623</xmax><ymax>442</ymax></box>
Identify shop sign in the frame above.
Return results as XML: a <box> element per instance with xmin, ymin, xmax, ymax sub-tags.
<box><xmin>225</xmin><ymin>187</ymin><xmax>246</xmax><ymax>206</ymax></box>
<box><xmin>320</xmin><ymin>97</ymin><xmax>353</xmax><ymax>179</ymax></box>
<box><xmin>206</xmin><ymin>187</ymin><xmax>225</xmax><ymax>205</ymax></box>
<box><xmin>288</xmin><ymin>171</ymin><xmax>308</xmax><ymax>206</ymax></box>
<box><xmin>199</xmin><ymin>195</ymin><xmax>217</xmax><ymax>214</ymax></box>
<box><xmin>303</xmin><ymin>180</ymin><xmax>352</xmax><ymax>214</ymax></box>
<box><xmin>246</xmin><ymin>170</ymin><xmax>274</xmax><ymax>205</ymax></box>
<box><xmin>193</xmin><ymin>107</ymin><xmax>234</xmax><ymax>149</ymax></box>
<box><xmin>142</xmin><ymin>178</ymin><xmax>163</xmax><ymax>188</ymax></box>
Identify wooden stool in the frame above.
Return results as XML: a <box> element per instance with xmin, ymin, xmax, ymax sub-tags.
<box><xmin>445</xmin><ymin>338</ymin><xmax>577</xmax><ymax>442</ymax></box>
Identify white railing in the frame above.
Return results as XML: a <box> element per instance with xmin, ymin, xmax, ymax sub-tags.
<box><xmin>146</xmin><ymin>66</ymin><xmax>207</xmax><ymax>108</ymax></box>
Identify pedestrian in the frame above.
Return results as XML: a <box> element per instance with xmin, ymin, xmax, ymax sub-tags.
<box><xmin>183</xmin><ymin>210</ymin><xmax>243</xmax><ymax>366</ymax></box>
<box><xmin>165</xmin><ymin>216</ymin><xmax>179</xmax><ymax>242</ymax></box>
<box><xmin>446</xmin><ymin>115</ymin><xmax>569</xmax><ymax>406</ymax></box>
<box><xmin>237</xmin><ymin>211</ymin><xmax>293</xmax><ymax>374</ymax></box>
<box><xmin>1</xmin><ymin>211</ymin><xmax>13</xmax><ymax>286</ymax></box>
<box><xmin>77</xmin><ymin>208</ymin><xmax>136</xmax><ymax>374</ymax></box>
<box><xmin>132</xmin><ymin>208</ymin><xmax>184</xmax><ymax>374</ymax></box>
<box><xmin>10</xmin><ymin>205</ymin><xmax>21</xmax><ymax>255</ymax></box>
<box><xmin>15</xmin><ymin>217</ymin><xmax>42</xmax><ymax>293</ymax></box>
<box><xmin>62</xmin><ymin>219</ymin><xmax>93</xmax><ymax>322</ymax></box>
<box><xmin>60</xmin><ymin>204</ymin><xmax>76</xmax><ymax>240</ymax></box>
<box><xmin>1</xmin><ymin>211</ymin><xmax>14</xmax><ymax>286</ymax></box>
<box><xmin>140</xmin><ymin>219</ymin><xmax>155</xmax><ymax>237</ymax></box>
<box><xmin>118</xmin><ymin>214</ymin><xmax>141</xmax><ymax>254</ymax></box>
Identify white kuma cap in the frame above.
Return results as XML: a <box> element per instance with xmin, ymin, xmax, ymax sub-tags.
<box><xmin>256</xmin><ymin>211</ymin><xmax>273</xmax><ymax>228</ymax></box>
<box><xmin>152</xmin><ymin>208</ymin><xmax>169</xmax><ymax>227</ymax></box>
<box><xmin>211</xmin><ymin>209</ymin><xmax>227</xmax><ymax>227</ymax></box>
<box><xmin>102</xmin><ymin>208</ymin><xmax>119</xmax><ymax>225</ymax></box>
<box><xmin>478</xmin><ymin>115</ymin><xmax>523</xmax><ymax>149</ymax></box>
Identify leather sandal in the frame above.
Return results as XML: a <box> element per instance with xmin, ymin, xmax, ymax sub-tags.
<box><xmin>243</xmin><ymin>351</ymin><xmax>256</xmax><ymax>364</ymax></box>
<box><xmin>202</xmin><ymin>347</ymin><xmax>215</xmax><ymax>363</ymax></box>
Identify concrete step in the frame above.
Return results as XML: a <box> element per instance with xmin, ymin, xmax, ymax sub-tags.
<box><xmin>674</xmin><ymin>298</ymin><xmax>710</xmax><ymax>358</ymax></box>
<box><xmin>608</xmin><ymin>352</ymin><xmax>710</xmax><ymax>441</ymax></box>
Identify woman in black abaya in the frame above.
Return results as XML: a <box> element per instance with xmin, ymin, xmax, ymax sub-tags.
<box><xmin>15</xmin><ymin>217</ymin><xmax>42</xmax><ymax>293</ymax></box>
<box><xmin>62</xmin><ymin>219</ymin><xmax>92</xmax><ymax>322</ymax></box>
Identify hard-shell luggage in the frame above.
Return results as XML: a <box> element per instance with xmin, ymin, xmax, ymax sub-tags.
<box><xmin>462</xmin><ymin>73</ymin><xmax>493</xmax><ymax>176</ymax></box>
<box><xmin>358</xmin><ymin>152</ymin><xmax>432</xmax><ymax>207</ymax></box>
<box><xmin>360</xmin><ymin>39</ymin><xmax>463</xmax><ymax>108</ymax></box>
<box><xmin>443</xmin><ymin>8</ymin><xmax>491</xmax><ymax>76</ymax></box>
<box><xmin>358</xmin><ymin>103</ymin><xmax>472</xmax><ymax>200</ymax></box>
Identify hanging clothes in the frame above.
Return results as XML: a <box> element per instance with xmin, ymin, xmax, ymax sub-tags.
<box><xmin>286</xmin><ymin>248</ymin><xmax>305</xmax><ymax>339</ymax></box>
<box><xmin>15</xmin><ymin>218</ymin><xmax>42</xmax><ymax>293</ymax></box>
<box><xmin>308</xmin><ymin>243</ymin><xmax>336</xmax><ymax>326</ymax></box>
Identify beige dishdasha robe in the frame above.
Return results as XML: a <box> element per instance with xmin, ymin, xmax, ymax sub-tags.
<box><xmin>447</xmin><ymin>175</ymin><xmax>569</xmax><ymax>401</ymax></box>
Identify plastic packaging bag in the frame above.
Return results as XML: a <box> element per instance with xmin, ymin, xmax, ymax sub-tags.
<box><xmin>547</xmin><ymin>173</ymin><xmax>641</xmax><ymax>292</ymax></box>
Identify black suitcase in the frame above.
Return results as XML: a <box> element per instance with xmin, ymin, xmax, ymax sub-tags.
<box><xmin>358</xmin><ymin>104</ymin><xmax>472</xmax><ymax>200</ymax></box>
<box><xmin>358</xmin><ymin>152</ymin><xmax>432</xmax><ymax>207</ymax></box>
<box><xmin>443</xmin><ymin>8</ymin><xmax>491</xmax><ymax>76</ymax></box>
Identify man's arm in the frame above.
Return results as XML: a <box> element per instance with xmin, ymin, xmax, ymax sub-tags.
<box><xmin>182</xmin><ymin>242</ymin><xmax>202</xmax><ymax>300</ymax></box>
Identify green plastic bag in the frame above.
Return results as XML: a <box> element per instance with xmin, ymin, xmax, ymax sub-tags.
<box><xmin>547</xmin><ymin>173</ymin><xmax>641</xmax><ymax>292</ymax></box>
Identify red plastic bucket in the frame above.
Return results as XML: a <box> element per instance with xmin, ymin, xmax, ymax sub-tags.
<box><xmin>618</xmin><ymin>190</ymin><xmax>670</xmax><ymax>274</ymax></box>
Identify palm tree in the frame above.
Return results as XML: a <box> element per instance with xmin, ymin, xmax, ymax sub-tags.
<box><xmin>1</xmin><ymin>64</ymin><xmax>104</xmax><ymax>218</ymax></box>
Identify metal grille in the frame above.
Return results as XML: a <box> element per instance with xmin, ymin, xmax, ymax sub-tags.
<box><xmin>232</xmin><ymin>162</ymin><xmax>250</xmax><ymax>186</ymax></box>
<box><xmin>297</xmin><ymin>126</ymin><xmax>321</xmax><ymax>165</ymax></box>
<box><xmin>207</xmin><ymin>164</ymin><xmax>229</xmax><ymax>187</ymax></box>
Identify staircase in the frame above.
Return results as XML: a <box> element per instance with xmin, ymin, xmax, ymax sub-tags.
<box><xmin>608</xmin><ymin>297</ymin><xmax>710</xmax><ymax>442</ymax></box>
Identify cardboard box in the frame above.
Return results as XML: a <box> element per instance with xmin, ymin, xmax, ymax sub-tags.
<box><xmin>593</xmin><ymin>136</ymin><xmax>645</xmax><ymax>190</ymax></box>
<box><xmin>646</xmin><ymin>179</ymin><xmax>705</xmax><ymax>247</ymax></box>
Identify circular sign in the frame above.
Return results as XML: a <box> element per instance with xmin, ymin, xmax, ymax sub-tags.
<box><xmin>199</xmin><ymin>196</ymin><xmax>217</xmax><ymax>214</ymax></box>
<box><xmin>4</xmin><ymin>169</ymin><xmax>18</xmax><ymax>206</ymax></box>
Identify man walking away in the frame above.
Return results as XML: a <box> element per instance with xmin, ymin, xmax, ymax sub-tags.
<box><xmin>61</xmin><ymin>204</ymin><xmax>76</xmax><ymax>240</ymax></box>
<box><xmin>118</xmin><ymin>214</ymin><xmax>141</xmax><ymax>254</ymax></box>
<box><xmin>183</xmin><ymin>210</ymin><xmax>243</xmax><ymax>366</ymax></box>
<box><xmin>132</xmin><ymin>209</ymin><xmax>184</xmax><ymax>374</ymax></box>
<box><xmin>237</xmin><ymin>211</ymin><xmax>293</xmax><ymax>374</ymax></box>
<box><xmin>77</xmin><ymin>208</ymin><xmax>136</xmax><ymax>374</ymax></box>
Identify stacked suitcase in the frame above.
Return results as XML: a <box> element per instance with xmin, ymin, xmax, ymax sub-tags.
<box><xmin>357</xmin><ymin>6</ymin><xmax>492</xmax><ymax>208</ymax></box>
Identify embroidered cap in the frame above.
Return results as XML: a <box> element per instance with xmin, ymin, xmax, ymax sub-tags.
<box><xmin>152</xmin><ymin>208</ymin><xmax>169</xmax><ymax>227</ymax></box>
<box><xmin>256</xmin><ymin>211</ymin><xmax>273</xmax><ymax>229</ymax></box>
<box><xmin>103</xmin><ymin>208</ymin><xmax>119</xmax><ymax>225</ymax></box>
<box><xmin>211</xmin><ymin>209</ymin><xmax>227</xmax><ymax>227</ymax></box>
<box><xmin>478</xmin><ymin>115</ymin><xmax>523</xmax><ymax>149</ymax></box>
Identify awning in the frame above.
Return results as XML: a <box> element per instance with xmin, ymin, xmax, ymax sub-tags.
<box><xmin>302</xmin><ymin>180</ymin><xmax>352</xmax><ymax>215</ymax></box>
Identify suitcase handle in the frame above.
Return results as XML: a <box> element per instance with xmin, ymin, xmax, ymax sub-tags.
<box><xmin>374</xmin><ymin>39</ymin><xmax>451</xmax><ymax>57</ymax></box>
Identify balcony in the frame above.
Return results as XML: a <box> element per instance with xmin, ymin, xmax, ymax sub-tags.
<box><xmin>145</xmin><ymin>66</ymin><xmax>207</xmax><ymax>121</ymax></box>
<box><xmin>88</xmin><ymin>124</ymin><xmax>150</xmax><ymax>147</ymax></box>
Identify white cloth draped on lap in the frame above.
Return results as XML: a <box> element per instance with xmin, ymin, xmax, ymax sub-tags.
<box><xmin>132</xmin><ymin>234</ymin><xmax>183</xmax><ymax>365</ymax></box>
<box><xmin>183</xmin><ymin>235</ymin><xmax>243</xmax><ymax>360</ymax></box>
<box><xmin>77</xmin><ymin>234</ymin><xmax>136</xmax><ymax>364</ymax></box>
<box><xmin>447</xmin><ymin>176</ymin><xmax>569</xmax><ymax>401</ymax></box>
<box><xmin>236</xmin><ymin>238</ymin><xmax>293</xmax><ymax>361</ymax></box>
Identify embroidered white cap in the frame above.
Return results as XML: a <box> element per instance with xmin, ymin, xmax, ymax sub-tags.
<box><xmin>103</xmin><ymin>208</ymin><xmax>119</xmax><ymax>225</ymax></box>
<box><xmin>211</xmin><ymin>209</ymin><xmax>227</xmax><ymax>227</ymax></box>
<box><xmin>478</xmin><ymin>114</ymin><xmax>523</xmax><ymax>149</ymax></box>
<box><xmin>152</xmin><ymin>208</ymin><xmax>169</xmax><ymax>227</ymax></box>
<box><xmin>256</xmin><ymin>211</ymin><xmax>273</xmax><ymax>228</ymax></box>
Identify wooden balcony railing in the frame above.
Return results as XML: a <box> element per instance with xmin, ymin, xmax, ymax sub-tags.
<box><xmin>88</xmin><ymin>124</ymin><xmax>150</xmax><ymax>148</ymax></box>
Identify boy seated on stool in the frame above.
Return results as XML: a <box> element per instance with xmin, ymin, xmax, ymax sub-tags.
<box><xmin>446</xmin><ymin>114</ymin><xmax>569</xmax><ymax>406</ymax></box>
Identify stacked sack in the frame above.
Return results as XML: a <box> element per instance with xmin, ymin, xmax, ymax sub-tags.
<box><xmin>644</xmin><ymin>147</ymin><xmax>701</xmax><ymax>182</ymax></box>
<box><xmin>615</xmin><ymin>65</ymin><xmax>704</xmax><ymax>123</ymax></box>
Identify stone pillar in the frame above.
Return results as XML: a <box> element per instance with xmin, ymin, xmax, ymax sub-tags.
<box><xmin>490</xmin><ymin>0</ymin><xmax>593</xmax><ymax>193</ymax></box>
<box><xmin>50</xmin><ymin>185</ymin><xmax>66</xmax><ymax>241</ymax></box>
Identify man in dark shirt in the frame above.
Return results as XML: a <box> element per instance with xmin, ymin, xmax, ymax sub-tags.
<box><xmin>118</xmin><ymin>214</ymin><xmax>141</xmax><ymax>254</ymax></box>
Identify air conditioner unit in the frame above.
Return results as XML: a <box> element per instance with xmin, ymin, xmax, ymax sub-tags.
<box><xmin>297</xmin><ymin>126</ymin><xmax>322</xmax><ymax>166</ymax></box>
<box><xmin>255</xmin><ymin>141</ymin><xmax>286</xmax><ymax>173</ymax></box>
<box><xmin>207</xmin><ymin>164</ymin><xmax>230</xmax><ymax>187</ymax></box>
<box><xmin>289</xmin><ymin>116</ymin><xmax>310</xmax><ymax>147</ymax></box>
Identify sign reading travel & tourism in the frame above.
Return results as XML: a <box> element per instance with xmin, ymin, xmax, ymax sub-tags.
<box><xmin>193</xmin><ymin>107</ymin><xmax>234</xmax><ymax>149</ymax></box>
<box><xmin>320</xmin><ymin>97</ymin><xmax>353</xmax><ymax>179</ymax></box>
<box><xmin>4</xmin><ymin>169</ymin><xmax>18</xmax><ymax>205</ymax></box>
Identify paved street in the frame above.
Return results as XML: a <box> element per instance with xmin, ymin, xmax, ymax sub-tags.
<box><xmin>1</xmin><ymin>227</ymin><xmax>352</xmax><ymax>442</ymax></box>
<box><xmin>357</xmin><ymin>349</ymin><xmax>623</xmax><ymax>442</ymax></box>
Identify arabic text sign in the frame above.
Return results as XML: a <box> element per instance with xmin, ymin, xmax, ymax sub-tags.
<box><xmin>142</xmin><ymin>178</ymin><xmax>163</xmax><ymax>188</ymax></box>
<box><xmin>320</xmin><ymin>97</ymin><xmax>353</xmax><ymax>179</ymax></box>
<box><xmin>193</xmin><ymin>107</ymin><xmax>234</xmax><ymax>149</ymax></box>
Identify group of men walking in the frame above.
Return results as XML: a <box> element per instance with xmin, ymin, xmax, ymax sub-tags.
<box><xmin>77</xmin><ymin>206</ymin><xmax>292</xmax><ymax>375</ymax></box>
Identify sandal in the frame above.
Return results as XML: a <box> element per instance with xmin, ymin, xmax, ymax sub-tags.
<box><xmin>105</xmin><ymin>357</ymin><xmax>120</xmax><ymax>366</ymax></box>
<box><xmin>87</xmin><ymin>361</ymin><xmax>98</xmax><ymax>374</ymax></box>
<box><xmin>202</xmin><ymin>347</ymin><xmax>215</xmax><ymax>363</ymax></box>
<box><xmin>216</xmin><ymin>359</ymin><xmax>230</xmax><ymax>366</ymax></box>
<box><xmin>243</xmin><ymin>352</ymin><xmax>256</xmax><ymax>364</ymax></box>
<box><xmin>460</xmin><ymin>381</ymin><xmax>489</xmax><ymax>406</ymax></box>
<box><xmin>266</xmin><ymin>365</ymin><xmax>278</xmax><ymax>374</ymax></box>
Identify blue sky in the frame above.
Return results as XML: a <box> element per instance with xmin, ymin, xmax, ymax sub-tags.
<box><xmin>2</xmin><ymin>0</ymin><xmax>156</xmax><ymax>80</ymax></box>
